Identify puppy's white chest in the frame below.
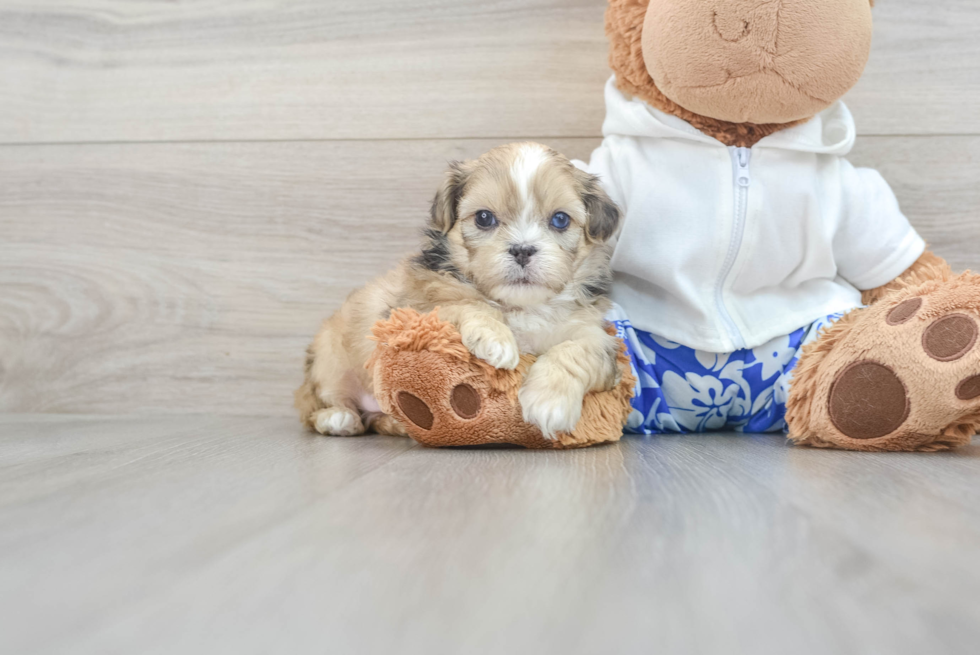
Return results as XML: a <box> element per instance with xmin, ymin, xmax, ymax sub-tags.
<box><xmin>506</xmin><ymin>312</ymin><xmax>559</xmax><ymax>356</ymax></box>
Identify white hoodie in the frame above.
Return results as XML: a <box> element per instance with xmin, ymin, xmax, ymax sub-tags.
<box><xmin>579</xmin><ymin>77</ymin><xmax>925</xmax><ymax>353</ymax></box>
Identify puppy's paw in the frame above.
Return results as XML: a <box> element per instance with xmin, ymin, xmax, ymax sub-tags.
<box><xmin>519</xmin><ymin>368</ymin><xmax>585</xmax><ymax>440</ymax></box>
<box><xmin>461</xmin><ymin>322</ymin><xmax>521</xmax><ymax>370</ymax></box>
<box><xmin>312</xmin><ymin>407</ymin><xmax>366</xmax><ymax>436</ymax></box>
<box><xmin>366</xmin><ymin>413</ymin><xmax>411</xmax><ymax>437</ymax></box>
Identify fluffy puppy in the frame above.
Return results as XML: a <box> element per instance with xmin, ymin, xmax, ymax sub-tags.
<box><xmin>296</xmin><ymin>142</ymin><xmax>622</xmax><ymax>439</ymax></box>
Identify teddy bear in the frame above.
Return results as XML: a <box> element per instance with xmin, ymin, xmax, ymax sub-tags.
<box><xmin>372</xmin><ymin>0</ymin><xmax>980</xmax><ymax>451</ymax></box>
<box><xmin>584</xmin><ymin>0</ymin><xmax>980</xmax><ymax>451</ymax></box>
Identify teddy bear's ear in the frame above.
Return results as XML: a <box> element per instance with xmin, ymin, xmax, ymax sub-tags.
<box><xmin>575</xmin><ymin>168</ymin><xmax>621</xmax><ymax>243</ymax></box>
<box><xmin>429</xmin><ymin>161</ymin><xmax>473</xmax><ymax>234</ymax></box>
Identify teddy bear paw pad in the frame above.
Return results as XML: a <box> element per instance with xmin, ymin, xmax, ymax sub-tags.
<box><xmin>956</xmin><ymin>375</ymin><xmax>980</xmax><ymax>401</ymax></box>
<box><xmin>828</xmin><ymin>361</ymin><xmax>910</xmax><ymax>440</ymax></box>
<box><xmin>790</xmin><ymin>275</ymin><xmax>980</xmax><ymax>451</ymax></box>
<box><xmin>450</xmin><ymin>384</ymin><xmax>482</xmax><ymax>419</ymax></box>
<box><xmin>396</xmin><ymin>392</ymin><xmax>434</xmax><ymax>430</ymax></box>
<box><xmin>922</xmin><ymin>314</ymin><xmax>978</xmax><ymax>362</ymax></box>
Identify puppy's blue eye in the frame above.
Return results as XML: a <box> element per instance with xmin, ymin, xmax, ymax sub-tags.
<box><xmin>550</xmin><ymin>212</ymin><xmax>571</xmax><ymax>231</ymax></box>
<box><xmin>475</xmin><ymin>210</ymin><xmax>498</xmax><ymax>229</ymax></box>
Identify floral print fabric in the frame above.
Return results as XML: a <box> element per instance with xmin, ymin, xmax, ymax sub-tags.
<box><xmin>609</xmin><ymin>306</ymin><xmax>844</xmax><ymax>434</ymax></box>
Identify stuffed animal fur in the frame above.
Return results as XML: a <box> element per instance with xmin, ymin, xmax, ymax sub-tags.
<box><xmin>597</xmin><ymin>0</ymin><xmax>980</xmax><ymax>451</ymax></box>
<box><xmin>368</xmin><ymin>309</ymin><xmax>635</xmax><ymax>449</ymax></box>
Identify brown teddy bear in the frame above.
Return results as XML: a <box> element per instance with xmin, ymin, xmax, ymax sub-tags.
<box><xmin>372</xmin><ymin>0</ymin><xmax>980</xmax><ymax>451</ymax></box>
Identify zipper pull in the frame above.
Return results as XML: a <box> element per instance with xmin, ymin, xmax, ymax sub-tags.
<box><xmin>735</xmin><ymin>147</ymin><xmax>751</xmax><ymax>187</ymax></box>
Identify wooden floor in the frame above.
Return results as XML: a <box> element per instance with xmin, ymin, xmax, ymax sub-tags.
<box><xmin>2</xmin><ymin>415</ymin><xmax>980</xmax><ymax>654</ymax></box>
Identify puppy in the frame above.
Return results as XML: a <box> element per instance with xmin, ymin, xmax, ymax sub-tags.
<box><xmin>295</xmin><ymin>142</ymin><xmax>622</xmax><ymax>439</ymax></box>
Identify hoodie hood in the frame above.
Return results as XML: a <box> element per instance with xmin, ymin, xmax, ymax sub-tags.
<box><xmin>600</xmin><ymin>77</ymin><xmax>856</xmax><ymax>156</ymax></box>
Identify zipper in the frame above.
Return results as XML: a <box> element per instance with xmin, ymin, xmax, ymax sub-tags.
<box><xmin>715</xmin><ymin>147</ymin><xmax>751</xmax><ymax>350</ymax></box>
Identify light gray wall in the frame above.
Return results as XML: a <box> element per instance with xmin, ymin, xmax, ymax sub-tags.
<box><xmin>1</xmin><ymin>0</ymin><xmax>978</xmax><ymax>416</ymax></box>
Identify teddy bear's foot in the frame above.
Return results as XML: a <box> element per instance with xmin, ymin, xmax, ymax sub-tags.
<box><xmin>368</xmin><ymin>308</ymin><xmax>636</xmax><ymax>449</ymax></box>
<box><xmin>786</xmin><ymin>274</ymin><xmax>980</xmax><ymax>452</ymax></box>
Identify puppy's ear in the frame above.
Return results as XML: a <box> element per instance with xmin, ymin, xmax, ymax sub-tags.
<box><xmin>576</xmin><ymin>169</ymin><xmax>621</xmax><ymax>243</ymax></box>
<box><xmin>430</xmin><ymin>161</ymin><xmax>473</xmax><ymax>234</ymax></box>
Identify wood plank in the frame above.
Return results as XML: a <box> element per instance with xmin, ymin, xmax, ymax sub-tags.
<box><xmin>1</xmin><ymin>416</ymin><xmax>979</xmax><ymax>654</ymax></box>
<box><xmin>844</xmin><ymin>0</ymin><xmax>980</xmax><ymax>136</ymax></box>
<box><xmin>0</xmin><ymin>0</ymin><xmax>977</xmax><ymax>144</ymax></box>
<box><xmin>0</xmin><ymin>415</ymin><xmax>418</xmax><ymax>654</ymax></box>
<box><xmin>1</xmin><ymin>136</ymin><xmax>977</xmax><ymax>416</ymax></box>
<box><xmin>0</xmin><ymin>138</ymin><xmax>597</xmax><ymax>416</ymax></box>
<box><xmin>0</xmin><ymin>0</ymin><xmax>610</xmax><ymax>143</ymax></box>
<box><xmin>849</xmin><ymin>136</ymin><xmax>980</xmax><ymax>273</ymax></box>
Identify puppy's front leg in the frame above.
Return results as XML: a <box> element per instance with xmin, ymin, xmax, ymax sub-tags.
<box><xmin>438</xmin><ymin>303</ymin><xmax>520</xmax><ymax>370</ymax></box>
<box><xmin>519</xmin><ymin>326</ymin><xmax>620</xmax><ymax>439</ymax></box>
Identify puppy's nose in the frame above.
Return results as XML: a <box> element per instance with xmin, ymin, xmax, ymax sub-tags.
<box><xmin>509</xmin><ymin>244</ymin><xmax>538</xmax><ymax>268</ymax></box>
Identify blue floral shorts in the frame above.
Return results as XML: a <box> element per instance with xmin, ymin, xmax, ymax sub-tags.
<box><xmin>608</xmin><ymin>306</ymin><xmax>845</xmax><ymax>434</ymax></box>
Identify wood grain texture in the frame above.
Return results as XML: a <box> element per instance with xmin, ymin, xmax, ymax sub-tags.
<box><xmin>0</xmin><ymin>0</ymin><xmax>610</xmax><ymax>144</ymax></box>
<box><xmin>1</xmin><ymin>136</ymin><xmax>977</xmax><ymax>416</ymax></box>
<box><xmin>1</xmin><ymin>416</ymin><xmax>979</xmax><ymax>654</ymax></box>
<box><xmin>844</xmin><ymin>0</ymin><xmax>980</xmax><ymax>136</ymax></box>
<box><xmin>1</xmin><ymin>2</ymin><xmax>977</xmax><ymax>651</ymax></box>
<box><xmin>0</xmin><ymin>138</ymin><xmax>599</xmax><ymax>416</ymax></box>
<box><xmin>0</xmin><ymin>0</ymin><xmax>978</xmax><ymax>144</ymax></box>
<box><xmin>849</xmin><ymin>136</ymin><xmax>980</xmax><ymax>272</ymax></box>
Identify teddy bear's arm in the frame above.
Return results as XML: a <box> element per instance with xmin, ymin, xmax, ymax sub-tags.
<box><xmin>861</xmin><ymin>250</ymin><xmax>954</xmax><ymax>306</ymax></box>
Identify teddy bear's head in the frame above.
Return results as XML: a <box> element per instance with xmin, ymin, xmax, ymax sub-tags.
<box><xmin>607</xmin><ymin>0</ymin><xmax>874</xmax><ymax>146</ymax></box>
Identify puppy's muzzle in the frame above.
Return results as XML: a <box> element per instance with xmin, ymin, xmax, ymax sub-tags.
<box><xmin>509</xmin><ymin>244</ymin><xmax>538</xmax><ymax>268</ymax></box>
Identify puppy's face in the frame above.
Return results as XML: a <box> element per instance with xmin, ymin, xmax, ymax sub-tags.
<box><xmin>422</xmin><ymin>143</ymin><xmax>620</xmax><ymax>308</ymax></box>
